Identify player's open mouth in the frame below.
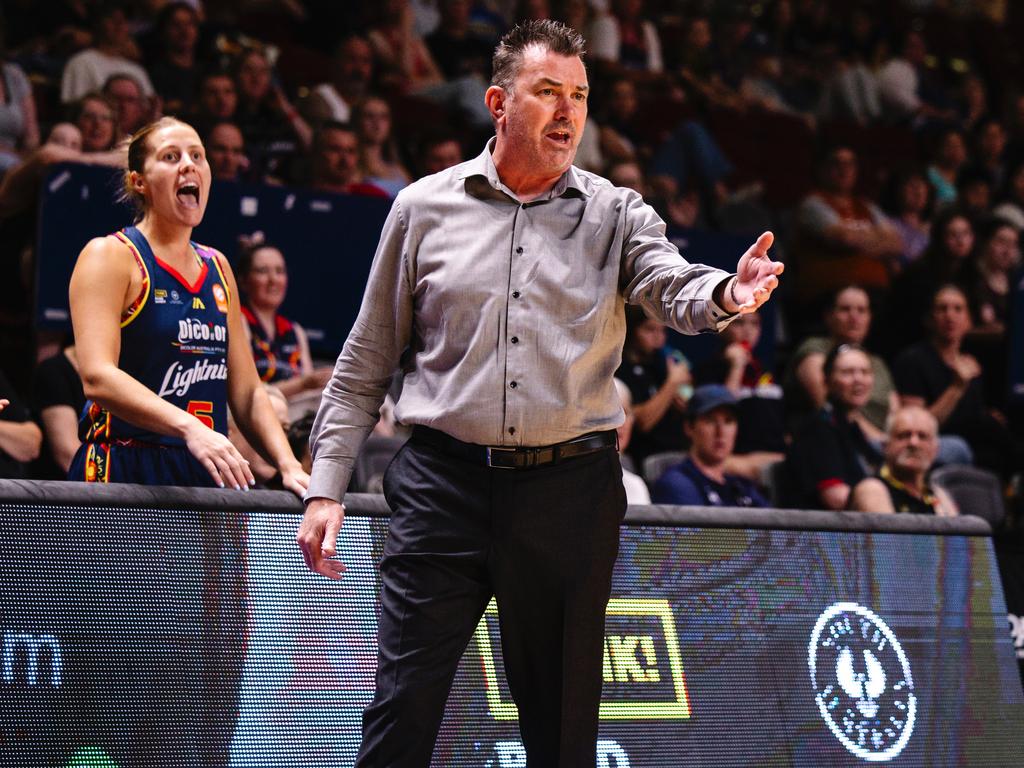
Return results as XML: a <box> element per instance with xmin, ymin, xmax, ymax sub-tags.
<box><xmin>177</xmin><ymin>183</ymin><xmax>200</xmax><ymax>209</ymax></box>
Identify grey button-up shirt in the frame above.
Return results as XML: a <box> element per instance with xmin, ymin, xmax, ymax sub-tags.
<box><xmin>307</xmin><ymin>140</ymin><xmax>737</xmax><ymax>502</ymax></box>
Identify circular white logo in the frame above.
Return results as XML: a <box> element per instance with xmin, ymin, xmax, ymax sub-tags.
<box><xmin>808</xmin><ymin>602</ymin><xmax>917</xmax><ymax>762</ymax></box>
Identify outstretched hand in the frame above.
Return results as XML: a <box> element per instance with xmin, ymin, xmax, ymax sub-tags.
<box><xmin>732</xmin><ymin>231</ymin><xmax>783</xmax><ymax>314</ymax></box>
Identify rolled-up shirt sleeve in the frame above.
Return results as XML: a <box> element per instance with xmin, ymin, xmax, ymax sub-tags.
<box><xmin>306</xmin><ymin>198</ymin><xmax>414</xmax><ymax>503</ymax></box>
<box><xmin>619</xmin><ymin>191</ymin><xmax>736</xmax><ymax>334</ymax></box>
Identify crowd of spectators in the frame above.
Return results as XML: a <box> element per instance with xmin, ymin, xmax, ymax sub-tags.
<box><xmin>0</xmin><ymin>0</ymin><xmax>1022</xmax><ymax>518</ymax></box>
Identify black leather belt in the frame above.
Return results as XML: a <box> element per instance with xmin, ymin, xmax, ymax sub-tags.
<box><xmin>411</xmin><ymin>426</ymin><xmax>618</xmax><ymax>469</ymax></box>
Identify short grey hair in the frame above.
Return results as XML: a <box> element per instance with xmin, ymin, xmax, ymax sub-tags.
<box><xmin>491</xmin><ymin>19</ymin><xmax>586</xmax><ymax>93</ymax></box>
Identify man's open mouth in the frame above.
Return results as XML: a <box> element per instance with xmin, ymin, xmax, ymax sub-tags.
<box><xmin>546</xmin><ymin>130</ymin><xmax>572</xmax><ymax>145</ymax></box>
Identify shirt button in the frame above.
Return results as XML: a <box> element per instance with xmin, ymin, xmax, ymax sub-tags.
<box><xmin>512</xmin><ymin>290</ymin><xmax>521</xmax><ymax>299</ymax></box>
<box><xmin>509</xmin><ymin>381</ymin><xmax>518</xmax><ymax>389</ymax></box>
<box><xmin>511</xmin><ymin>336</ymin><xmax>519</xmax><ymax>344</ymax></box>
<box><xmin>508</xmin><ymin>427</ymin><xmax>516</xmax><ymax>435</ymax></box>
<box><xmin>516</xmin><ymin>246</ymin><xmax>524</xmax><ymax>254</ymax></box>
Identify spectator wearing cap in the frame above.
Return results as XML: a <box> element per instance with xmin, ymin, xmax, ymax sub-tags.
<box><xmin>651</xmin><ymin>385</ymin><xmax>769</xmax><ymax>508</ymax></box>
<box><xmin>848</xmin><ymin>405</ymin><xmax>958</xmax><ymax>516</ymax></box>
<box><xmin>60</xmin><ymin>2</ymin><xmax>155</xmax><ymax>104</ymax></box>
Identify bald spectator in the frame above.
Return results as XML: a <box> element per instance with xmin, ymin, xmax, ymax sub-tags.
<box><xmin>304</xmin><ymin>35</ymin><xmax>375</xmax><ymax>125</ymax></box>
<box><xmin>848</xmin><ymin>406</ymin><xmax>959</xmax><ymax>516</ymax></box>
<box><xmin>206</xmin><ymin>122</ymin><xmax>248</xmax><ymax>181</ymax></box>
<box><xmin>61</xmin><ymin>2</ymin><xmax>155</xmax><ymax>104</ymax></box>
<box><xmin>309</xmin><ymin>122</ymin><xmax>388</xmax><ymax>198</ymax></box>
<box><xmin>651</xmin><ymin>385</ymin><xmax>769</xmax><ymax>508</ymax></box>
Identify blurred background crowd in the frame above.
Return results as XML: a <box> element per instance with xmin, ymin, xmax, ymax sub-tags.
<box><xmin>0</xmin><ymin>0</ymin><xmax>1021</xmax><ymax>522</ymax></box>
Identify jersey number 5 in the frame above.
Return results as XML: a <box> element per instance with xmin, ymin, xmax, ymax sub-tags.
<box><xmin>187</xmin><ymin>400</ymin><xmax>215</xmax><ymax>429</ymax></box>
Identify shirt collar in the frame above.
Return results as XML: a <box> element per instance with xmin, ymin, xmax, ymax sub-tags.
<box><xmin>457</xmin><ymin>137</ymin><xmax>593</xmax><ymax>200</ymax></box>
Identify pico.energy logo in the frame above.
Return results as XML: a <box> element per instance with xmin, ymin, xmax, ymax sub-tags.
<box><xmin>808</xmin><ymin>602</ymin><xmax>917</xmax><ymax>762</ymax></box>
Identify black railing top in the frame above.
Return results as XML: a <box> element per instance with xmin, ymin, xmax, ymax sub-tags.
<box><xmin>0</xmin><ymin>479</ymin><xmax>991</xmax><ymax>536</ymax></box>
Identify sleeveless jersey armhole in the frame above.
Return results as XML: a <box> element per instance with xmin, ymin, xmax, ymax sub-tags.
<box><xmin>113</xmin><ymin>231</ymin><xmax>151</xmax><ymax>328</ymax></box>
<box><xmin>208</xmin><ymin>248</ymin><xmax>232</xmax><ymax>306</ymax></box>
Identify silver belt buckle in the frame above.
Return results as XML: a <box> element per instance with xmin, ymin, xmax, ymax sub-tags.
<box><xmin>486</xmin><ymin>446</ymin><xmax>518</xmax><ymax>468</ymax></box>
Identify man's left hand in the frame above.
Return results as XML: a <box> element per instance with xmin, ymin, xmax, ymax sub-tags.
<box><xmin>730</xmin><ymin>231</ymin><xmax>783</xmax><ymax>314</ymax></box>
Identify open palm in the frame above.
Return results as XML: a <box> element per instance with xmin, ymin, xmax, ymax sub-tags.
<box><xmin>733</xmin><ymin>231</ymin><xmax>784</xmax><ymax>313</ymax></box>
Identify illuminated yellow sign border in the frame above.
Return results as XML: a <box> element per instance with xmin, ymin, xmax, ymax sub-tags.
<box><xmin>473</xmin><ymin>597</ymin><xmax>691</xmax><ymax>721</ymax></box>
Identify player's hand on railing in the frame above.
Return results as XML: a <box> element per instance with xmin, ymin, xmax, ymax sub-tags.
<box><xmin>297</xmin><ymin>497</ymin><xmax>347</xmax><ymax>579</ymax></box>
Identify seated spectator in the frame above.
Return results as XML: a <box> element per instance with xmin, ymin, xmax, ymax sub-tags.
<box><xmin>742</xmin><ymin>49</ymin><xmax>816</xmax><ymax>130</ymax></box>
<box><xmin>588</xmin><ymin>0</ymin><xmax>664</xmax><ymax>79</ymax></box>
<box><xmin>353</xmin><ymin>96</ymin><xmax>411</xmax><ymax>197</ymax></box>
<box><xmin>0</xmin><ymin>54</ymin><xmax>39</xmax><ymax>173</ymax></box>
<box><xmin>416</xmin><ymin>133</ymin><xmax>464</xmax><ymax>176</ymax></box>
<box><xmin>965</xmin><ymin>215</ymin><xmax>1019</xmax><ymax>338</ymax></box>
<box><xmin>144</xmin><ymin>2</ymin><xmax>202</xmax><ymax>117</ymax></box>
<box><xmin>193</xmin><ymin>70</ymin><xmax>238</xmax><ymax>133</ymax></box>
<box><xmin>675</xmin><ymin>15</ymin><xmax>745</xmax><ymax>112</ymax></box>
<box><xmin>615</xmin><ymin>306</ymin><xmax>690</xmax><ymax>468</ymax></box>
<box><xmin>784</xmin><ymin>285</ymin><xmax>896</xmax><ymax>437</ymax></box>
<box><xmin>972</xmin><ymin>117</ymin><xmax>1009</xmax><ymax>191</ymax></box>
<box><xmin>849</xmin><ymin>405</ymin><xmax>959</xmax><ymax>516</ymax></box>
<box><xmin>876</xmin><ymin>29</ymin><xmax>954</xmax><ymax>125</ymax></box>
<box><xmin>693</xmin><ymin>311</ymin><xmax>785</xmax><ymax>478</ymax></box>
<box><xmin>793</xmin><ymin>146</ymin><xmax>902</xmax><ymax>314</ymax></box>
<box><xmin>651</xmin><ymin>385</ymin><xmax>769</xmax><ymax>508</ymax></box>
<box><xmin>368</xmin><ymin>0</ymin><xmax>491</xmax><ymax>128</ymax></box>
<box><xmin>0</xmin><ymin>367</ymin><xmax>42</xmax><ymax>478</ymax></box>
<box><xmin>893</xmin><ymin>284</ymin><xmax>1024</xmax><ymax>479</ymax></box>
<box><xmin>75</xmin><ymin>93</ymin><xmax>120</xmax><ymax>153</ymax></box>
<box><xmin>31</xmin><ymin>343</ymin><xmax>85</xmax><ymax>478</ymax></box>
<box><xmin>228</xmin><ymin>384</ymin><xmax>290</xmax><ymax>488</ymax></box>
<box><xmin>308</xmin><ymin>122</ymin><xmax>389</xmax><ymax>197</ymax></box>
<box><xmin>881</xmin><ymin>168</ymin><xmax>933</xmax><ymax>268</ymax></box>
<box><xmin>304</xmin><ymin>35</ymin><xmax>375</xmax><ymax>125</ymax></box>
<box><xmin>234</xmin><ymin>47</ymin><xmax>312</xmax><ymax>179</ymax></box>
<box><xmin>60</xmin><ymin>2</ymin><xmax>155</xmax><ymax>104</ymax></box>
<box><xmin>613</xmin><ymin>377</ymin><xmax>651</xmax><ymax>505</ymax></box>
<box><xmin>206</xmin><ymin>121</ymin><xmax>248</xmax><ymax>181</ymax></box>
<box><xmin>236</xmin><ymin>236</ymin><xmax>333</xmax><ymax>401</ymax></box>
<box><xmin>787</xmin><ymin>344</ymin><xmax>883</xmax><ymax>511</ymax></box>
<box><xmin>102</xmin><ymin>73</ymin><xmax>153</xmax><ymax>138</ymax></box>
<box><xmin>426</xmin><ymin>0</ymin><xmax>496</xmax><ymax>82</ymax></box>
<box><xmin>648</xmin><ymin>119</ymin><xmax>737</xmax><ymax>214</ymax></box>
<box><xmin>597</xmin><ymin>77</ymin><xmax>644</xmax><ymax>165</ymax></box>
<box><xmin>956</xmin><ymin>165</ymin><xmax>995</xmax><ymax>219</ymax></box>
<box><xmin>883</xmin><ymin>208</ymin><xmax>974</xmax><ymax>357</ymax></box>
<box><xmin>926</xmin><ymin>128</ymin><xmax>968</xmax><ymax>207</ymax></box>
<box><xmin>993</xmin><ymin>159</ymin><xmax>1024</xmax><ymax>230</ymax></box>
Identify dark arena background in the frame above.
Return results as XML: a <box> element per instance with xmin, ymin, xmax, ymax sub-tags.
<box><xmin>3</xmin><ymin>0</ymin><xmax>1024</xmax><ymax>766</ymax></box>
<box><xmin>1</xmin><ymin>481</ymin><xmax>1022</xmax><ymax>767</ymax></box>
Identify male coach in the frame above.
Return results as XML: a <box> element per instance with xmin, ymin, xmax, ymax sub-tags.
<box><xmin>297</xmin><ymin>20</ymin><xmax>783</xmax><ymax>768</ymax></box>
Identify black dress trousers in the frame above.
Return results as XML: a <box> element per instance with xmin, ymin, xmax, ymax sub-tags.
<box><xmin>355</xmin><ymin>429</ymin><xmax>628</xmax><ymax>768</ymax></box>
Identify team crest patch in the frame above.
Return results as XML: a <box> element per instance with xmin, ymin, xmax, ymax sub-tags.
<box><xmin>212</xmin><ymin>283</ymin><xmax>228</xmax><ymax>313</ymax></box>
<box><xmin>808</xmin><ymin>602</ymin><xmax>916</xmax><ymax>762</ymax></box>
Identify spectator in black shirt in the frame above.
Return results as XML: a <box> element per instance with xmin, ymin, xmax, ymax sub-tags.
<box><xmin>426</xmin><ymin>0</ymin><xmax>495</xmax><ymax>82</ymax></box>
<box><xmin>893</xmin><ymin>283</ymin><xmax>1024</xmax><ymax>479</ymax></box>
<box><xmin>615</xmin><ymin>306</ymin><xmax>691</xmax><ymax>469</ymax></box>
<box><xmin>849</xmin><ymin>405</ymin><xmax>959</xmax><ymax>516</ymax></box>
<box><xmin>786</xmin><ymin>344</ymin><xmax>883</xmax><ymax>510</ymax></box>
<box><xmin>0</xmin><ymin>368</ymin><xmax>42</xmax><ymax>478</ymax></box>
<box><xmin>31</xmin><ymin>344</ymin><xmax>85</xmax><ymax>478</ymax></box>
<box><xmin>145</xmin><ymin>2</ymin><xmax>203</xmax><ymax>117</ymax></box>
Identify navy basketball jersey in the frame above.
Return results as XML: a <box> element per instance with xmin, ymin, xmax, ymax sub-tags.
<box><xmin>82</xmin><ymin>226</ymin><xmax>232</xmax><ymax>450</ymax></box>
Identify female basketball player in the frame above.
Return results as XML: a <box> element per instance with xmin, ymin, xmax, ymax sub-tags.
<box><xmin>68</xmin><ymin>117</ymin><xmax>308</xmax><ymax>494</ymax></box>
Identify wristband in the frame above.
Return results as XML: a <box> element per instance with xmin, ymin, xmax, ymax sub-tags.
<box><xmin>729</xmin><ymin>277</ymin><xmax>740</xmax><ymax>308</ymax></box>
